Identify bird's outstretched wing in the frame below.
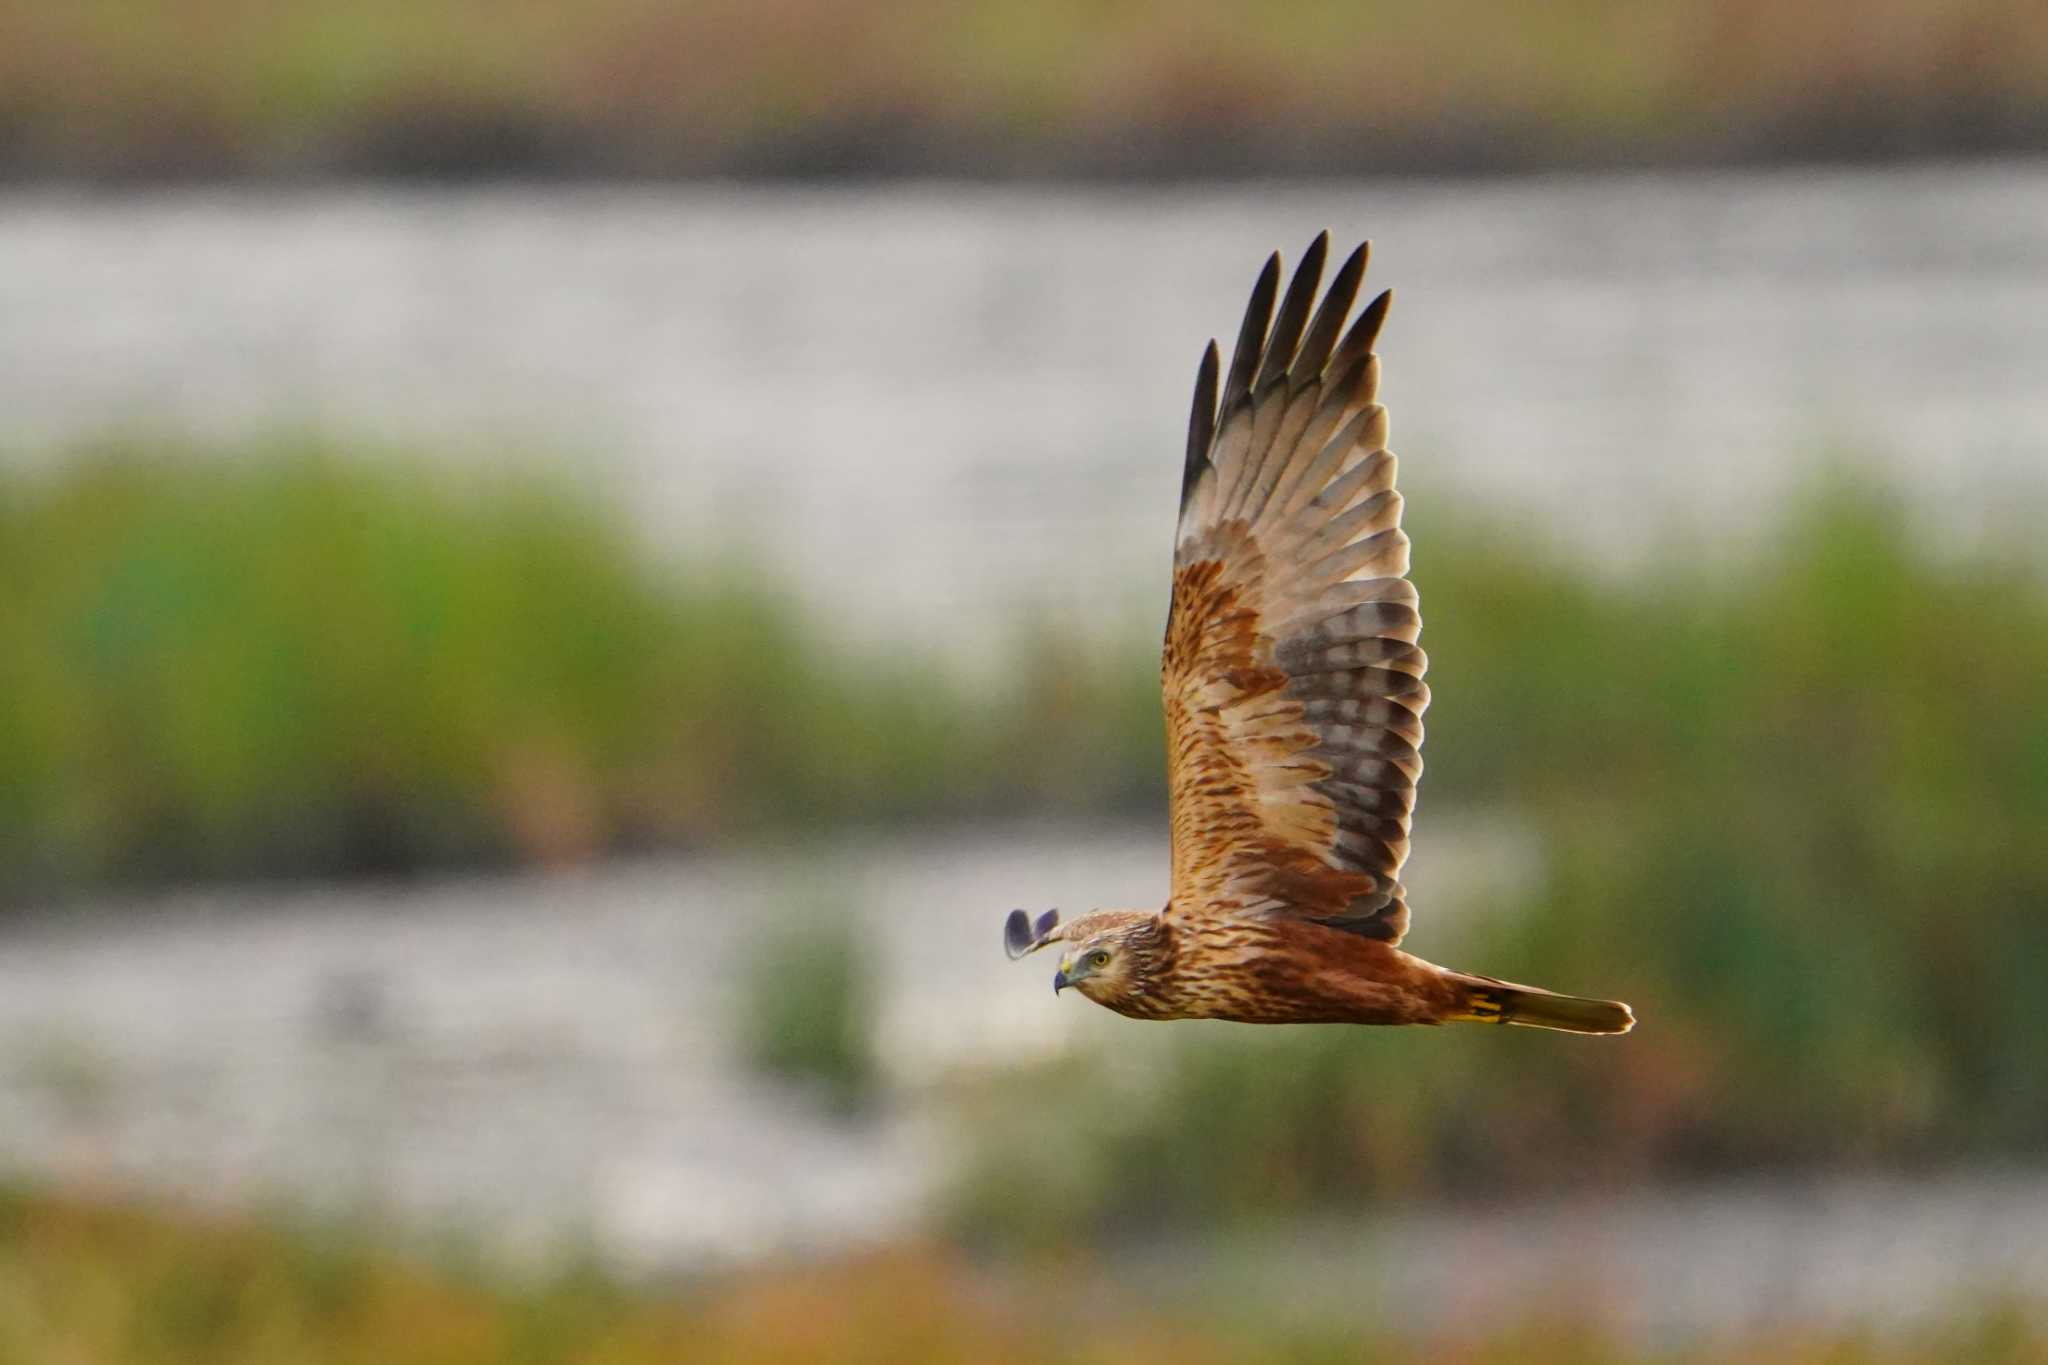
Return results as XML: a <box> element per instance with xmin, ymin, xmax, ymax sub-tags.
<box><xmin>1163</xmin><ymin>234</ymin><xmax>1427</xmax><ymax>944</ymax></box>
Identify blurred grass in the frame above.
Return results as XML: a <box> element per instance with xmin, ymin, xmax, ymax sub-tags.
<box><xmin>2</xmin><ymin>1</ymin><xmax>2045</xmax><ymax>177</ymax></box>
<box><xmin>950</xmin><ymin>480</ymin><xmax>2048</xmax><ymax>1238</ymax></box>
<box><xmin>7</xmin><ymin>439</ymin><xmax>2048</xmax><ymax>1224</ymax></box>
<box><xmin>0</xmin><ymin>439</ymin><xmax>1158</xmax><ymax>902</ymax></box>
<box><xmin>738</xmin><ymin>883</ymin><xmax>880</xmax><ymax>1115</ymax></box>
<box><xmin>0</xmin><ymin>1184</ymin><xmax>2039</xmax><ymax>1364</ymax></box>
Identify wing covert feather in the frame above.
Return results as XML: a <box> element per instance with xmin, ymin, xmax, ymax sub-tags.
<box><xmin>1165</xmin><ymin>235</ymin><xmax>1428</xmax><ymax>945</ymax></box>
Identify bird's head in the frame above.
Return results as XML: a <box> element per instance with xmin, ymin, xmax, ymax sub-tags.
<box><xmin>1003</xmin><ymin>907</ymin><xmax>1164</xmax><ymax>1006</ymax></box>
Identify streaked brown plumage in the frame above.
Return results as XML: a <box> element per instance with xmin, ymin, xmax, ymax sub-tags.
<box><xmin>1005</xmin><ymin>235</ymin><xmax>1634</xmax><ymax>1036</ymax></box>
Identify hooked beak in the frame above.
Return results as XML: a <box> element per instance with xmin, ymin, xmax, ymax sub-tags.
<box><xmin>1052</xmin><ymin>959</ymin><xmax>1073</xmax><ymax>994</ymax></box>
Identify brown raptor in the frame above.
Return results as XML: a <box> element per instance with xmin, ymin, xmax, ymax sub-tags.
<box><xmin>1004</xmin><ymin>234</ymin><xmax>1634</xmax><ymax>1036</ymax></box>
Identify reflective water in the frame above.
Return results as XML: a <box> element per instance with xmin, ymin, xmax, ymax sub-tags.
<box><xmin>0</xmin><ymin>825</ymin><xmax>1169</xmax><ymax>1263</ymax></box>
<box><xmin>1</xmin><ymin>823</ymin><xmax>2041</xmax><ymax>1335</ymax></box>
<box><xmin>4</xmin><ymin>164</ymin><xmax>2046</xmax><ymax>656</ymax></box>
<box><xmin>0</xmin><ymin>818</ymin><xmax>1534</xmax><ymax>1264</ymax></box>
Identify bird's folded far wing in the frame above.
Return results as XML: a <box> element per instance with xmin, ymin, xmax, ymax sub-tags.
<box><xmin>1164</xmin><ymin>234</ymin><xmax>1428</xmax><ymax>945</ymax></box>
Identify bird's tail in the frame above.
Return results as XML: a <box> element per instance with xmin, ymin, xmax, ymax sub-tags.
<box><xmin>1449</xmin><ymin>976</ymin><xmax>1635</xmax><ymax>1035</ymax></box>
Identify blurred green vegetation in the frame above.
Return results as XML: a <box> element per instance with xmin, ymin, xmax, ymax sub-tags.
<box><xmin>0</xmin><ymin>1184</ymin><xmax>2038</xmax><ymax>1364</ymax></box>
<box><xmin>951</xmin><ymin>483</ymin><xmax>2048</xmax><ymax>1238</ymax></box>
<box><xmin>0</xmin><ymin>440</ymin><xmax>1156</xmax><ymax>902</ymax></box>
<box><xmin>2</xmin><ymin>1</ymin><xmax>2044</xmax><ymax>177</ymax></box>
<box><xmin>738</xmin><ymin>885</ymin><xmax>881</xmax><ymax>1115</ymax></box>
<box><xmin>8</xmin><ymin>439</ymin><xmax>2048</xmax><ymax>1233</ymax></box>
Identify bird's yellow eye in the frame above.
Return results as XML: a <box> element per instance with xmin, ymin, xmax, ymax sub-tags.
<box><xmin>1088</xmin><ymin>950</ymin><xmax>1111</xmax><ymax>969</ymax></box>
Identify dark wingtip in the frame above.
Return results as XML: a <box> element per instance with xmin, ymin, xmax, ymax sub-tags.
<box><xmin>1221</xmin><ymin>252</ymin><xmax>1282</xmax><ymax>414</ymax></box>
<box><xmin>1180</xmin><ymin>340</ymin><xmax>1220</xmax><ymax>513</ymax></box>
<box><xmin>1329</xmin><ymin>287</ymin><xmax>1394</xmax><ymax>376</ymax></box>
<box><xmin>1003</xmin><ymin>909</ymin><xmax>1034</xmax><ymax>959</ymax></box>
<box><xmin>1005</xmin><ymin>908</ymin><xmax>1061</xmax><ymax>960</ymax></box>
<box><xmin>1253</xmin><ymin>232</ymin><xmax>1330</xmax><ymax>394</ymax></box>
<box><xmin>1356</xmin><ymin>287</ymin><xmax>1393</xmax><ymax>346</ymax></box>
<box><xmin>1295</xmin><ymin>241</ymin><xmax>1369</xmax><ymax>380</ymax></box>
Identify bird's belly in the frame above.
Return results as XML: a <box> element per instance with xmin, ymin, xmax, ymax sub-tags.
<box><xmin>1177</xmin><ymin>988</ymin><xmax>1425</xmax><ymax>1026</ymax></box>
<box><xmin>1149</xmin><ymin>934</ymin><xmax>1444</xmax><ymax>1025</ymax></box>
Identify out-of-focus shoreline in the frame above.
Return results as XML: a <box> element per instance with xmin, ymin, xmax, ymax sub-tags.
<box><xmin>2</xmin><ymin>1179</ymin><xmax>2043</xmax><ymax>1363</ymax></box>
<box><xmin>4</xmin><ymin>0</ymin><xmax>2045</xmax><ymax>184</ymax></box>
<box><xmin>6</xmin><ymin>126</ymin><xmax>2048</xmax><ymax>188</ymax></box>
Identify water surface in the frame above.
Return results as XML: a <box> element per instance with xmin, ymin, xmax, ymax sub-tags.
<box><xmin>4</xmin><ymin>165</ymin><xmax>2045</xmax><ymax>656</ymax></box>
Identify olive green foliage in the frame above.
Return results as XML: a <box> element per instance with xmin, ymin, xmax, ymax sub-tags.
<box><xmin>0</xmin><ymin>441</ymin><xmax>1157</xmax><ymax>901</ymax></box>
<box><xmin>9</xmin><ymin>440</ymin><xmax>2047</xmax><ymax>1234</ymax></box>
<box><xmin>738</xmin><ymin>886</ymin><xmax>880</xmax><ymax>1115</ymax></box>
<box><xmin>0</xmin><ymin>1185</ymin><xmax>2038</xmax><ymax>1364</ymax></box>
<box><xmin>4</xmin><ymin>1</ymin><xmax>2045</xmax><ymax>176</ymax></box>
<box><xmin>0</xmin><ymin>446</ymin><xmax>688</xmax><ymax>889</ymax></box>
<box><xmin>953</xmin><ymin>483</ymin><xmax>2048</xmax><ymax>1238</ymax></box>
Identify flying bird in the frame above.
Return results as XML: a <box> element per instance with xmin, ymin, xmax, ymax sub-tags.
<box><xmin>1005</xmin><ymin>235</ymin><xmax>1633</xmax><ymax>1035</ymax></box>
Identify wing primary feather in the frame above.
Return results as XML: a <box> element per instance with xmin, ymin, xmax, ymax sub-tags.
<box><xmin>1303</xmin><ymin>526</ymin><xmax>1410</xmax><ymax>585</ymax></box>
<box><xmin>1327</xmin><ymin>288</ymin><xmax>1393</xmax><ymax>378</ymax></box>
<box><xmin>1317</xmin><ymin>779</ymin><xmax>1417</xmax><ymax>817</ymax></box>
<box><xmin>1221</xmin><ymin>252</ymin><xmax>1280</xmax><ymax>416</ymax></box>
<box><xmin>1288</xmin><ymin>433</ymin><xmax>1391</xmax><ymax>531</ymax></box>
<box><xmin>1290</xmin><ymin>575</ymin><xmax>1418</xmax><ymax>626</ymax></box>
<box><xmin>1208</xmin><ymin>392</ymin><xmax>1255</xmax><ymax>505</ymax></box>
<box><xmin>1253</xmin><ymin>232</ymin><xmax>1328</xmax><ymax>395</ymax></box>
<box><xmin>1308</xmin><ymin>413</ymin><xmax>1392</xmax><ymax>501</ymax></box>
<box><xmin>1180</xmin><ymin>340</ymin><xmax>1220</xmax><ymax>513</ymax></box>
<box><xmin>1294</xmin><ymin>593</ymin><xmax>1421</xmax><ymax>644</ymax></box>
<box><xmin>1232</xmin><ymin>383</ymin><xmax>1325</xmax><ymax>524</ymax></box>
<box><xmin>1226</xmin><ymin>374</ymin><xmax>1317</xmax><ymax>521</ymax></box>
<box><xmin>1262</xmin><ymin>370</ymin><xmax>1378</xmax><ymax>522</ymax></box>
<box><xmin>1230</xmin><ymin>236</ymin><xmax>1338</xmax><ymax>521</ymax></box>
<box><xmin>1293</xmin><ymin>241</ymin><xmax>1367</xmax><ymax>384</ymax></box>
<box><xmin>1286</xmin><ymin>684</ymin><xmax>1430</xmax><ymax>742</ymax></box>
<box><xmin>1278</xmin><ymin>635</ymin><xmax>1426</xmax><ymax>678</ymax></box>
<box><xmin>1292</xmin><ymin>489</ymin><xmax>1404</xmax><ymax>563</ymax></box>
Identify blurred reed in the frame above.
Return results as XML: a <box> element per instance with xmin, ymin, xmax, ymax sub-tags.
<box><xmin>0</xmin><ymin>1184</ymin><xmax>2038</xmax><ymax>1364</ymax></box>
<box><xmin>0</xmin><ymin>439</ymin><xmax>1160</xmax><ymax>902</ymax></box>
<box><xmin>7</xmin><ymin>438</ymin><xmax>2046</xmax><ymax>1230</ymax></box>
<box><xmin>738</xmin><ymin>882</ymin><xmax>881</xmax><ymax>1115</ymax></box>
<box><xmin>3</xmin><ymin>0</ymin><xmax>2044</xmax><ymax>176</ymax></box>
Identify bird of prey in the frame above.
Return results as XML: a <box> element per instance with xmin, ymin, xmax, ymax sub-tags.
<box><xmin>1005</xmin><ymin>235</ymin><xmax>1633</xmax><ymax>1035</ymax></box>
